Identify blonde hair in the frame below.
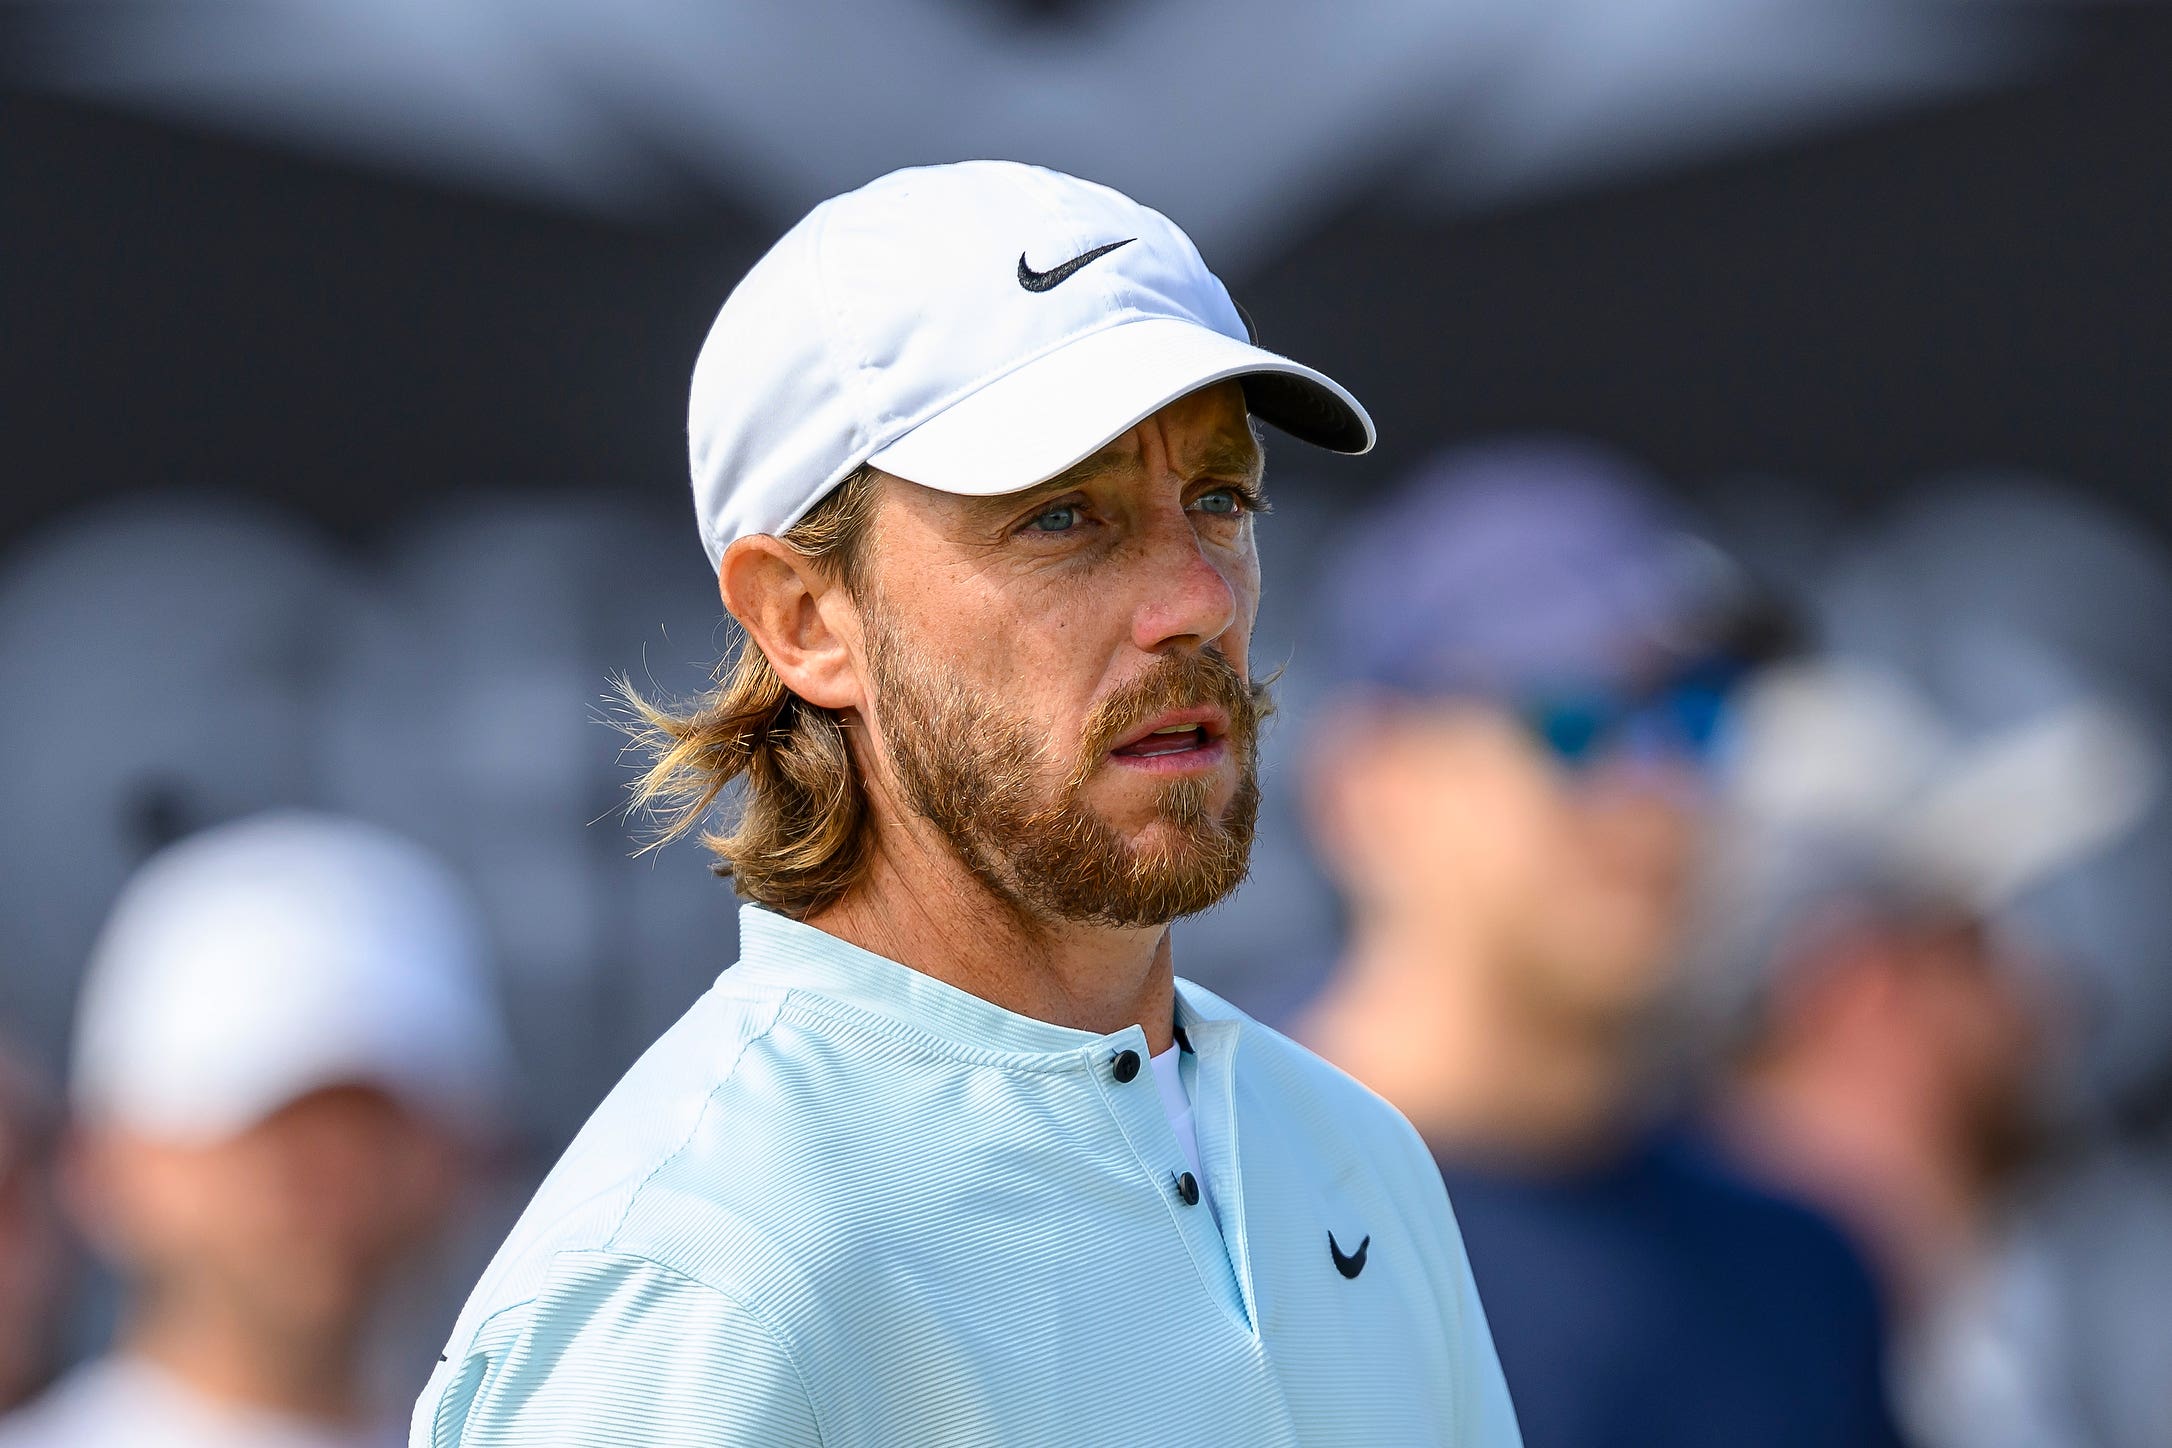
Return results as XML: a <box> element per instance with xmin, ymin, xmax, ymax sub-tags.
<box><xmin>614</xmin><ymin>468</ymin><xmax>883</xmax><ymax>918</ymax></box>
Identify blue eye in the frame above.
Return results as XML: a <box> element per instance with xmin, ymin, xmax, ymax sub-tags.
<box><xmin>1193</xmin><ymin>489</ymin><xmax>1240</xmax><ymax>516</ymax></box>
<box><xmin>1027</xmin><ymin>504</ymin><xmax>1083</xmax><ymax>533</ymax></box>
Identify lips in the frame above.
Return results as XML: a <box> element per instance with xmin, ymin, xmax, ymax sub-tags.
<box><xmin>1117</xmin><ymin>727</ymin><xmax>1209</xmax><ymax>758</ymax></box>
<box><xmin>1109</xmin><ymin>707</ymin><xmax>1228</xmax><ymax>759</ymax></box>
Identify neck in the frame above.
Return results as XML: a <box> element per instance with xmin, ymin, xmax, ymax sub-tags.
<box><xmin>123</xmin><ymin>1291</ymin><xmax>367</xmax><ymax>1425</ymax></box>
<box><xmin>1299</xmin><ymin>909</ymin><xmax>1638</xmax><ymax>1168</ymax></box>
<box><xmin>809</xmin><ymin>802</ymin><xmax>1177</xmax><ymax>1054</ymax></box>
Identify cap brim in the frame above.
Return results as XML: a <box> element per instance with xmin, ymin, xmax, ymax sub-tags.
<box><xmin>866</xmin><ymin>316</ymin><xmax>1374</xmax><ymax>497</ymax></box>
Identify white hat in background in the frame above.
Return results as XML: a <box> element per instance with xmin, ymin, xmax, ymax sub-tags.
<box><xmin>688</xmin><ymin>159</ymin><xmax>1375</xmax><ymax>568</ymax></box>
<box><xmin>1719</xmin><ymin>660</ymin><xmax>2161</xmax><ymax>910</ymax></box>
<box><xmin>1692</xmin><ymin>659</ymin><xmax>2163</xmax><ymax>1024</ymax></box>
<box><xmin>71</xmin><ymin>811</ymin><xmax>510</xmax><ymax>1142</ymax></box>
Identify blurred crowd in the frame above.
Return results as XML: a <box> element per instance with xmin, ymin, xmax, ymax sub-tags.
<box><xmin>3</xmin><ymin>447</ymin><xmax>2170</xmax><ymax>1447</ymax></box>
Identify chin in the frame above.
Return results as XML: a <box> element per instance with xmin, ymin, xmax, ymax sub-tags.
<box><xmin>1121</xmin><ymin>815</ymin><xmax>1219</xmax><ymax>860</ymax></box>
<box><xmin>1096</xmin><ymin>767</ymin><xmax>1236</xmax><ymax>822</ymax></box>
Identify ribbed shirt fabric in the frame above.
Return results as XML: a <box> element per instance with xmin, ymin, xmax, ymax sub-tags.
<box><xmin>411</xmin><ymin>906</ymin><xmax>1521</xmax><ymax>1446</ymax></box>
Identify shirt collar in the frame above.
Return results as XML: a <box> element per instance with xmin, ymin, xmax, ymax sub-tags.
<box><xmin>730</xmin><ymin>904</ymin><xmax>1243</xmax><ymax>1059</ymax></box>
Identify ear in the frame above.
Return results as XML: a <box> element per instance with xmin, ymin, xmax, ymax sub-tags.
<box><xmin>718</xmin><ymin>536</ymin><xmax>865</xmax><ymax>712</ymax></box>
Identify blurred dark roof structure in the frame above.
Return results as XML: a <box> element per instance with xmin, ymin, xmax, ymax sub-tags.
<box><xmin>3</xmin><ymin>1</ymin><xmax>2168</xmax><ymax>549</ymax></box>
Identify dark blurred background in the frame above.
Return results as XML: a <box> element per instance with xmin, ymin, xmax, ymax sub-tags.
<box><xmin>3</xmin><ymin>3</ymin><xmax>2171</xmax><ymax>1445</ymax></box>
<box><xmin>7</xmin><ymin>2</ymin><xmax>2172</xmax><ymax>544</ymax></box>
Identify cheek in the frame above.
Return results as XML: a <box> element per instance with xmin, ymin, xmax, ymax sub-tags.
<box><xmin>110</xmin><ymin>1153</ymin><xmax>276</xmax><ymax>1266</ymax></box>
<box><xmin>1355</xmin><ymin>751</ymin><xmax>1549</xmax><ymax>903</ymax></box>
<box><xmin>1218</xmin><ymin>542</ymin><xmax>1262</xmax><ymax>656</ymax></box>
<box><xmin>890</xmin><ymin>585</ymin><xmax>1115</xmax><ymax>733</ymax></box>
<box><xmin>1432</xmin><ymin>749</ymin><xmax>1560</xmax><ymax>877</ymax></box>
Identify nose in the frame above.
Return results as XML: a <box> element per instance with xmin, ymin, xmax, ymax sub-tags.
<box><xmin>1129</xmin><ymin>509</ymin><xmax>1241</xmax><ymax>655</ymax></box>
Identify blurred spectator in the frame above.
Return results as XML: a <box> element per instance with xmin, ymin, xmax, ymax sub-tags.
<box><xmin>1701</xmin><ymin>482</ymin><xmax>2172</xmax><ymax>1448</ymax></box>
<box><xmin>1295</xmin><ymin>440</ymin><xmax>1903</xmax><ymax>1448</ymax></box>
<box><xmin>0</xmin><ymin>812</ymin><xmax>509</xmax><ymax>1448</ymax></box>
<box><xmin>0</xmin><ymin>1045</ymin><xmax>68</xmax><ymax>1414</ymax></box>
<box><xmin>0</xmin><ymin>503</ymin><xmax>375</xmax><ymax>1065</ymax></box>
<box><xmin>1702</xmin><ymin>661</ymin><xmax>2152</xmax><ymax>1291</ymax></box>
<box><xmin>0</xmin><ymin>494</ymin><xmax>734</xmax><ymax>1154</ymax></box>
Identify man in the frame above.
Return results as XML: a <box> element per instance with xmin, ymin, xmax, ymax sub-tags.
<box><xmin>411</xmin><ymin>161</ymin><xmax>1519</xmax><ymax>1446</ymax></box>
<box><xmin>0</xmin><ymin>812</ymin><xmax>507</xmax><ymax>1448</ymax></box>
<box><xmin>1295</xmin><ymin>445</ymin><xmax>1903</xmax><ymax>1448</ymax></box>
<box><xmin>1704</xmin><ymin>661</ymin><xmax>2070</xmax><ymax>1311</ymax></box>
<box><xmin>1704</xmin><ymin>648</ymin><xmax>2166</xmax><ymax>1444</ymax></box>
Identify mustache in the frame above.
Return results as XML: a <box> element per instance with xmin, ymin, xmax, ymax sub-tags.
<box><xmin>1067</xmin><ymin>651</ymin><xmax>1273</xmax><ymax>791</ymax></box>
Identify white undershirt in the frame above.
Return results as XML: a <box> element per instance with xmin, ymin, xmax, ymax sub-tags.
<box><xmin>1149</xmin><ymin>1044</ymin><xmax>1220</xmax><ymax>1229</ymax></box>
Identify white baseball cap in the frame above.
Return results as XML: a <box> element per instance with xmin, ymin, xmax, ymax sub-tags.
<box><xmin>71</xmin><ymin>811</ymin><xmax>510</xmax><ymax>1143</ymax></box>
<box><xmin>688</xmin><ymin>159</ymin><xmax>1376</xmax><ymax>568</ymax></box>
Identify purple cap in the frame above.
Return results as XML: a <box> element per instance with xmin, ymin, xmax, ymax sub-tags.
<box><xmin>1318</xmin><ymin>437</ymin><xmax>1752</xmax><ymax>700</ymax></box>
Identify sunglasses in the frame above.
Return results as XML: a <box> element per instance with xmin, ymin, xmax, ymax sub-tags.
<box><xmin>1518</xmin><ymin>656</ymin><xmax>1747</xmax><ymax>769</ymax></box>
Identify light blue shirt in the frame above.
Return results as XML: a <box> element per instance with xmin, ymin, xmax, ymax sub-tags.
<box><xmin>413</xmin><ymin>906</ymin><xmax>1521</xmax><ymax>1446</ymax></box>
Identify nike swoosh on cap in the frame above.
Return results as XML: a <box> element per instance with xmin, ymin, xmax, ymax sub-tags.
<box><xmin>1017</xmin><ymin>238</ymin><xmax>1134</xmax><ymax>293</ymax></box>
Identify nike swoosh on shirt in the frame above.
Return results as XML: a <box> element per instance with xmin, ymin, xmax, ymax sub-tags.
<box><xmin>1017</xmin><ymin>238</ymin><xmax>1134</xmax><ymax>292</ymax></box>
<box><xmin>1329</xmin><ymin>1230</ymin><xmax>1370</xmax><ymax>1279</ymax></box>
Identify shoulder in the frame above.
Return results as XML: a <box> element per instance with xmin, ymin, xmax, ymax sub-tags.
<box><xmin>415</xmin><ymin>962</ymin><xmax>849</xmax><ymax>1445</ymax></box>
<box><xmin>428</xmin><ymin>970</ymin><xmax>809</xmax><ymax>1353</ymax></box>
<box><xmin>1649</xmin><ymin>1130</ymin><xmax>1888</xmax><ymax>1310</ymax></box>
<box><xmin>1651</xmin><ymin>1131</ymin><xmax>1853</xmax><ymax>1244</ymax></box>
<box><xmin>419</xmin><ymin>1249</ymin><xmax>821</xmax><ymax>1447</ymax></box>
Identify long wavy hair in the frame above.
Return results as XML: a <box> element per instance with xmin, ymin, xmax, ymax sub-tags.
<box><xmin>614</xmin><ymin>467</ymin><xmax>882</xmax><ymax>918</ymax></box>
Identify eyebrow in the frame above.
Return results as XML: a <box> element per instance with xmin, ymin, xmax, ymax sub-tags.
<box><xmin>1044</xmin><ymin>432</ymin><xmax>1266</xmax><ymax>491</ymax></box>
<box><xmin>1043</xmin><ymin>443</ymin><xmax>1138</xmax><ymax>491</ymax></box>
<box><xmin>962</xmin><ymin>428</ymin><xmax>1266</xmax><ymax>524</ymax></box>
<box><xmin>960</xmin><ymin>465</ymin><xmax>1116</xmax><ymax>525</ymax></box>
<box><xmin>1185</xmin><ymin>435</ymin><xmax>1266</xmax><ymax>485</ymax></box>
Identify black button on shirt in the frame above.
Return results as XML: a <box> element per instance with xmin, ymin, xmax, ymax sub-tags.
<box><xmin>1175</xmin><ymin>1171</ymin><xmax>1201</xmax><ymax>1206</ymax></box>
<box><xmin>1112</xmin><ymin>1049</ymin><xmax>1142</xmax><ymax>1083</ymax></box>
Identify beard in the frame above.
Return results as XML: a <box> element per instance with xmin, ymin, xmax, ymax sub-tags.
<box><xmin>867</xmin><ymin>621</ymin><xmax>1268</xmax><ymax>930</ymax></box>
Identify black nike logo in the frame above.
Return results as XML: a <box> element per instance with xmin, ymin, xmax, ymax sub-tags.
<box><xmin>1017</xmin><ymin>238</ymin><xmax>1134</xmax><ymax>292</ymax></box>
<box><xmin>1329</xmin><ymin>1230</ymin><xmax>1370</xmax><ymax>1280</ymax></box>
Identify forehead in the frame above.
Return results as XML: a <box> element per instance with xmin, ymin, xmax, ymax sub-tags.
<box><xmin>1052</xmin><ymin>382</ymin><xmax>1261</xmax><ymax>487</ymax></box>
<box><xmin>869</xmin><ymin>382</ymin><xmax>1263</xmax><ymax>541</ymax></box>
